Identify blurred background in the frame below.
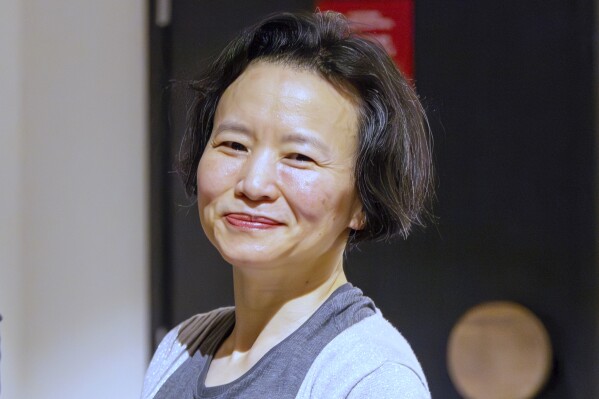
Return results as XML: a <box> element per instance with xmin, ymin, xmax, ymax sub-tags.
<box><xmin>1</xmin><ymin>1</ymin><xmax>597</xmax><ymax>398</ymax></box>
<box><xmin>1</xmin><ymin>1</ymin><xmax>147</xmax><ymax>398</ymax></box>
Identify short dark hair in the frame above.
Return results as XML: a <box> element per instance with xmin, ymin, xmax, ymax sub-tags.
<box><xmin>178</xmin><ymin>11</ymin><xmax>434</xmax><ymax>243</ymax></box>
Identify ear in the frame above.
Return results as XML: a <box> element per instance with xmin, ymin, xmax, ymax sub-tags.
<box><xmin>348</xmin><ymin>204</ymin><xmax>366</xmax><ymax>231</ymax></box>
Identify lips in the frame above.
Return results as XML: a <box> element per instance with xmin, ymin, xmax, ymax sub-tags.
<box><xmin>224</xmin><ymin>213</ymin><xmax>283</xmax><ymax>229</ymax></box>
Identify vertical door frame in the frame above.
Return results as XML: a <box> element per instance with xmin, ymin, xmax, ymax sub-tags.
<box><xmin>148</xmin><ymin>0</ymin><xmax>173</xmax><ymax>354</ymax></box>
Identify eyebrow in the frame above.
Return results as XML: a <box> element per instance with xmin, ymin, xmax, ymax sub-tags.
<box><xmin>213</xmin><ymin>122</ymin><xmax>251</xmax><ymax>136</ymax></box>
<box><xmin>213</xmin><ymin>122</ymin><xmax>331</xmax><ymax>155</ymax></box>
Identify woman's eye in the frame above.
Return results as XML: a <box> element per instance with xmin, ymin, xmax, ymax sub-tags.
<box><xmin>288</xmin><ymin>153</ymin><xmax>315</xmax><ymax>163</ymax></box>
<box><xmin>223</xmin><ymin>141</ymin><xmax>247</xmax><ymax>152</ymax></box>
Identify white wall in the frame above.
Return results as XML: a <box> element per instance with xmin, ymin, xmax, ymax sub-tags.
<box><xmin>0</xmin><ymin>1</ymin><xmax>148</xmax><ymax>398</ymax></box>
<box><xmin>0</xmin><ymin>0</ymin><xmax>24</xmax><ymax>397</ymax></box>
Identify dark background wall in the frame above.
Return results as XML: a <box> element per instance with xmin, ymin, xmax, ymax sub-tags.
<box><xmin>149</xmin><ymin>1</ymin><xmax>598</xmax><ymax>397</ymax></box>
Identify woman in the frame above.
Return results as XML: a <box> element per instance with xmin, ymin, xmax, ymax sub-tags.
<box><xmin>143</xmin><ymin>11</ymin><xmax>433</xmax><ymax>399</ymax></box>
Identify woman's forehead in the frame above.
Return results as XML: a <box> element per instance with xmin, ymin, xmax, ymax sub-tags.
<box><xmin>216</xmin><ymin>62</ymin><xmax>359</xmax><ymax>130</ymax></box>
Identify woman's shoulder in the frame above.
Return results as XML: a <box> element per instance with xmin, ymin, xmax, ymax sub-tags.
<box><xmin>141</xmin><ymin>307</ymin><xmax>234</xmax><ymax>399</ymax></box>
<box><xmin>155</xmin><ymin>306</ymin><xmax>235</xmax><ymax>357</ymax></box>
<box><xmin>296</xmin><ymin>311</ymin><xmax>431</xmax><ymax>398</ymax></box>
<box><xmin>176</xmin><ymin>306</ymin><xmax>235</xmax><ymax>352</ymax></box>
<box><xmin>340</xmin><ymin>311</ymin><xmax>425</xmax><ymax>367</ymax></box>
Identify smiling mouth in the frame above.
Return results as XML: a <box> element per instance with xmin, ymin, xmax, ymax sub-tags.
<box><xmin>224</xmin><ymin>213</ymin><xmax>284</xmax><ymax>230</ymax></box>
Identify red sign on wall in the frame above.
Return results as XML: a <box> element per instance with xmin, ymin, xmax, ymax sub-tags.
<box><xmin>316</xmin><ymin>0</ymin><xmax>414</xmax><ymax>79</ymax></box>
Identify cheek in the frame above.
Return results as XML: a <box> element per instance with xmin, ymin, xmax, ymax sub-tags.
<box><xmin>197</xmin><ymin>152</ymin><xmax>239</xmax><ymax>201</ymax></box>
<box><xmin>280</xmin><ymin>169</ymin><xmax>350</xmax><ymax>223</ymax></box>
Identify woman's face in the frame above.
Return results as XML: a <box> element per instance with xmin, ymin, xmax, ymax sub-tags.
<box><xmin>197</xmin><ymin>62</ymin><xmax>363</xmax><ymax>271</ymax></box>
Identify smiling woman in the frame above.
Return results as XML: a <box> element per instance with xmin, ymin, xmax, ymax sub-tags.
<box><xmin>143</xmin><ymin>11</ymin><xmax>433</xmax><ymax>399</ymax></box>
<box><xmin>198</xmin><ymin>62</ymin><xmax>362</xmax><ymax>271</ymax></box>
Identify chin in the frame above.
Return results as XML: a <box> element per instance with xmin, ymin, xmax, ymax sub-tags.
<box><xmin>217</xmin><ymin>243</ymin><xmax>284</xmax><ymax>269</ymax></box>
<box><xmin>210</xmin><ymin>226</ymin><xmax>289</xmax><ymax>267</ymax></box>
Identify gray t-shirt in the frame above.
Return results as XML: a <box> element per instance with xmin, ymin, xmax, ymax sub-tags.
<box><xmin>154</xmin><ymin>284</ymin><xmax>376</xmax><ymax>399</ymax></box>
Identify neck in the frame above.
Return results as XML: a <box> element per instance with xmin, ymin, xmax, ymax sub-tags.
<box><xmin>222</xmin><ymin>256</ymin><xmax>348</xmax><ymax>354</ymax></box>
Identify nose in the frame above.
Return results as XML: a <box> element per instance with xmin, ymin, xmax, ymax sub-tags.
<box><xmin>234</xmin><ymin>150</ymin><xmax>279</xmax><ymax>202</ymax></box>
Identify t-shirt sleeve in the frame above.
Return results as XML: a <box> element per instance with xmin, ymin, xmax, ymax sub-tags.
<box><xmin>141</xmin><ymin>326</ymin><xmax>189</xmax><ymax>399</ymax></box>
<box><xmin>347</xmin><ymin>362</ymin><xmax>431</xmax><ymax>399</ymax></box>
